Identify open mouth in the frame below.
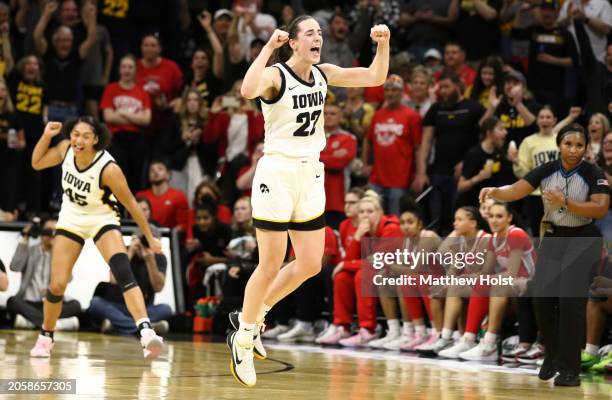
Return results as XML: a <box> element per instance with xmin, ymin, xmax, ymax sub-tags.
<box><xmin>310</xmin><ymin>46</ymin><xmax>321</xmax><ymax>57</ymax></box>
<box><xmin>73</xmin><ymin>144</ymin><xmax>84</xmax><ymax>152</ymax></box>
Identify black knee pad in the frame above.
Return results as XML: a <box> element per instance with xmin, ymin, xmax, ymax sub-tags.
<box><xmin>109</xmin><ymin>253</ymin><xmax>138</xmax><ymax>292</ymax></box>
<box><xmin>45</xmin><ymin>289</ymin><xmax>64</xmax><ymax>303</ymax></box>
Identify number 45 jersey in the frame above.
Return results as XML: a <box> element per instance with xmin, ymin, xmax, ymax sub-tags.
<box><xmin>259</xmin><ymin>62</ymin><xmax>328</xmax><ymax>158</ymax></box>
<box><xmin>57</xmin><ymin>147</ymin><xmax>121</xmax><ymax>241</ymax></box>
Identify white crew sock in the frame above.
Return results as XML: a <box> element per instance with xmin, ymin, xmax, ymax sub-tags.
<box><xmin>387</xmin><ymin>319</ymin><xmax>400</xmax><ymax>334</ymax></box>
<box><xmin>402</xmin><ymin>321</ymin><xmax>414</xmax><ymax>336</ymax></box>
<box><xmin>464</xmin><ymin>332</ymin><xmax>477</xmax><ymax>343</ymax></box>
<box><xmin>236</xmin><ymin>314</ymin><xmax>255</xmax><ymax>347</ymax></box>
<box><xmin>585</xmin><ymin>343</ymin><xmax>599</xmax><ymax>356</ymax></box>
<box><xmin>483</xmin><ymin>332</ymin><xmax>498</xmax><ymax>345</ymax></box>
<box><xmin>415</xmin><ymin>325</ymin><xmax>426</xmax><ymax>337</ymax></box>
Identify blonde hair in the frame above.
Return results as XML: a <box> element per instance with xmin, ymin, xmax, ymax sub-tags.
<box><xmin>231</xmin><ymin>196</ymin><xmax>254</xmax><ymax>235</ymax></box>
<box><xmin>590</xmin><ymin>113</ymin><xmax>610</xmax><ymax>137</ymax></box>
<box><xmin>179</xmin><ymin>88</ymin><xmax>207</xmax><ymax>122</ymax></box>
<box><xmin>359</xmin><ymin>189</ymin><xmax>383</xmax><ymax>211</ymax></box>
<box><xmin>0</xmin><ymin>80</ymin><xmax>14</xmax><ymax>114</ymax></box>
<box><xmin>411</xmin><ymin>65</ymin><xmax>432</xmax><ymax>86</ymax></box>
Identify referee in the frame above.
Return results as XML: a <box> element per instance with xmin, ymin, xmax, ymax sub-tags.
<box><xmin>480</xmin><ymin>123</ymin><xmax>610</xmax><ymax>387</ymax></box>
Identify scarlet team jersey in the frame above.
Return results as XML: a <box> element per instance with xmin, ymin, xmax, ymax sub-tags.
<box><xmin>339</xmin><ymin>218</ymin><xmax>357</xmax><ymax>259</ymax></box>
<box><xmin>367</xmin><ymin>105</ymin><xmax>422</xmax><ymax>188</ymax></box>
<box><xmin>259</xmin><ymin>62</ymin><xmax>327</xmax><ymax>158</ymax></box>
<box><xmin>343</xmin><ymin>215</ymin><xmax>402</xmax><ymax>272</ymax></box>
<box><xmin>488</xmin><ymin>226</ymin><xmax>536</xmax><ymax>278</ymax></box>
<box><xmin>458</xmin><ymin>230</ymin><xmax>491</xmax><ymax>274</ymax></box>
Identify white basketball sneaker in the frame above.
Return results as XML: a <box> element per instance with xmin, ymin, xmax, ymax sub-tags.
<box><xmin>229</xmin><ymin>311</ymin><xmax>267</xmax><ymax>359</ymax></box>
<box><xmin>227</xmin><ymin>331</ymin><xmax>256</xmax><ymax>387</ymax></box>
<box><xmin>30</xmin><ymin>335</ymin><xmax>53</xmax><ymax>358</ymax></box>
<box><xmin>140</xmin><ymin>328</ymin><xmax>164</xmax><ymax>359</ymax></box>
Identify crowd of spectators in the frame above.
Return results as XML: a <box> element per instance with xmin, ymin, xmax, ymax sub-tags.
<box><xmin>0</xmin><ymin>0</ymin><xmax>610</xmax><ymax>372</ymax></box>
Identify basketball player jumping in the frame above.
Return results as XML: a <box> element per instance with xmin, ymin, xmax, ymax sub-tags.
<box><xmin>29</xmin><ymin>117</ymin><xmax>165</xmax><ymax>359</ymax></box>
<box><xmin>227</xmin><ymin>16</ymin><xmax>390</xmax><ymax>387</ymax></box>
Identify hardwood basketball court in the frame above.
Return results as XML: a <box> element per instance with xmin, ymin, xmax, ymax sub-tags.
<box><xmin>0</xmin><ymin>330</ymin><xmax>609</xmax><ymax>399</ymax></box>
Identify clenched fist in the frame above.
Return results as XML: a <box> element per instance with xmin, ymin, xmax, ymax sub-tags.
<box><xmin>370</xmin><ymin>24</ymin><xmax>390</xmax><ymax>44</ymax></box>
<box><xmin>265</xmin><ymin>29</ymin><xmax>289</xmax><ymax>50</ymax></box>
<box><xmin>43</xmin><ymin>122</ymin><xmax>62</xmax><ymax>138</ymax></box>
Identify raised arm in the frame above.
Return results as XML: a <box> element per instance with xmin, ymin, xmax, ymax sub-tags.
<box><xmin>15</xmin><ymin>0</ymin><xmax>29</xmax><ymax>33</ymax></box>
<box><xmin>102</xmin><ymin>163</ymin><xmax>162</xmax><ymax>253</ymax></box>
<box><xmin>473</xmin><ymin>0</ymin><xmax>498</xmax><ymax>21</ymax></box>
<box><xmin>31</xmin><ymin>122</ymin><xmax>70</xmax><ymax>170</ymax></box>
<box><xmin>197</xmin><ymin>11</ymin><xmax>224</xmax><ymax>79</ymax></box>
<box><xmin>33</xmin><ymin>0</ymin><xmax>57</xmax><ymax>56</ymax></box>
<box><xmin>318</xmin><ymin>24</ymin><xmax>390</xmax><ymax>88</ymax></box>
<box><xmin>553</xmin><ymin>107</ymin><xmax>582</xmax><ymax>134</ymax></box>
<box><xmin>79</xmin><ymin>2</ymin><xmax>98</xmax><ymax>60</ymax></box>
<box><xmin>1</xmin><ymin>22</ymin><xmax>14</xmax><ymax>75</ymax></box>
<box><xmin>240</xmin><ymin>29</ymin><xmax>286</xmax><ymax>100</ymax></box>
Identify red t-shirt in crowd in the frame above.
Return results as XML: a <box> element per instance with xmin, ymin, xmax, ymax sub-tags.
<box><xmin>99</xmin><ymin>82</ymin><xmax>151</xmax><ymax>134</ymax></box>
<box><xmin>136</xmin><ymin>187</ymin><xmax>189</xmax><ymax>231</ymax></box>
<box><xmin>136</xmin><ymin>58</ymin><xmax>183</xmax><ymax>130</ymax></box>
<box><xmin>433</xmin><ymin>64</ymin><xmax>477</xmax><ymax>88</ymax></box>
<box><xmin>320</xmin><ymin>130</ymin><xmax>357</xmax><ymax>213</ymax></box>
<box><xmin>136</xmin><ymin>58</ymin><xmax>183</xmax><ymax>102</ymax></box>
<box><xmin>364</xmin><ymin>83</ymin><xmax>412</xmax><ymax>105</ymax></box>
<box><xmin>367</xmin><ymin>105</ymin><xmax>422</xmax><ymax>188</ymax></box>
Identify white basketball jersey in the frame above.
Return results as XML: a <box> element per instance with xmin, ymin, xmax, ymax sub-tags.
<box><xmin>60</xmin><ymin>147</ymin><xmax>120</xmax><ymax>218</ymax></box>
<box><xmin>260</xmin><ymin>62</ymin><xmax>328</xmax><ymax>158</ymax></box>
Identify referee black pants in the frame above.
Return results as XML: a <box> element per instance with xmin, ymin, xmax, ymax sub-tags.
<box><xmin>531</xmin><ymin>224</ymin><xmax>602</xmax><ymax>376</ymax></box>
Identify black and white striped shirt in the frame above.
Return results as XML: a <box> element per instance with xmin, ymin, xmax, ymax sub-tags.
<box><xmin>524</xmin><ymin>160</ymin><xmax>610</xmax><ymax>227</ymax></box>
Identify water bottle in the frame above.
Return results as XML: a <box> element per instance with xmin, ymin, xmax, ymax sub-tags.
<box><xmin>7</xmin><ymin>128</ymin><xmax>17</xmax><ymax>149</ymax></box>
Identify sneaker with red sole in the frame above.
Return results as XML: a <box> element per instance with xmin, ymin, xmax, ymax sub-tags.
<box><xmin>338</xmin><ymin>328</ymin><xmax>378</xmax><ymax>348</ymax></box>
<box><xmin>316</xmin><ymin>325</ymin><xmax>351</xmax><ymax>345</ymax></box>
<box><xmin>517</xmin><ymin>343</ymin><xmax>545</xmax><ymax>365</ymax></box>
<box><xmin>501</xmin><ymin>343</ymin><xmax>531</xmax><ymax>363</ymax></box>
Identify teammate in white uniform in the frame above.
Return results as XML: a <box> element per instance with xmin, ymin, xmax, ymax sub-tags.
<box><xmin>29</xmin><ymin>117</ymin><xmax>164</xmax><ymax>360</ymax></box>
<box><xmin>228</xmin><ymin>15</ymin><xmax>390</xmax><ymax>387</ymax></box>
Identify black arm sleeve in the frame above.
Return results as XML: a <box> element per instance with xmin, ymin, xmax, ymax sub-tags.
<box><xmin>586</xmin><ymin>164</ymin><xmax>612</xmax><ymax>195</ymax></box>
<box><xmin>523</xmin><ymin>162</ymin><xmax>555</xmax><ymax>189</ymax></box>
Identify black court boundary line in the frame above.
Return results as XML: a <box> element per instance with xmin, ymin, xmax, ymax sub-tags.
<box><xmin>100</xmin><ymin>357</ymin><xmax>294</xmax><ymax>381</ymax></box>
<box><xmin>21</xmin><ymin>347</ymin><xmax>294</xmax><ymax>381</ymax></box>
